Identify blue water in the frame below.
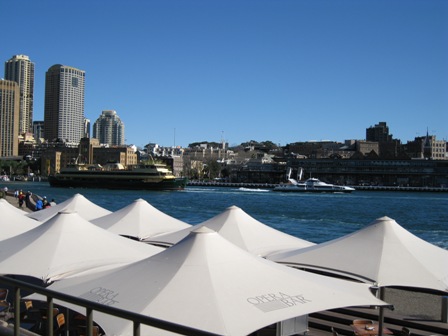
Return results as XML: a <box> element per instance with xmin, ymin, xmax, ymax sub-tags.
<box><xmin>7</xmin><ymin>182</ymin><xmax>448</xmax><ymax>249</ymax></box>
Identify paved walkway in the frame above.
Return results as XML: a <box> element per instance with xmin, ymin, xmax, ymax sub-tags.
<box><xmin>1</xmin><ymin>193</ymin><xmax>33</xmax><ymax>213</ymax></box>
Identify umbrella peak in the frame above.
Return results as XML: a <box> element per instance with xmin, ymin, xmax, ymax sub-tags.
<box><xmin>191</xmin><ymin>226</ymin><xmax>216</xmax><ymax>234</ymax></box>
<box><xmin>371</xmin><ymin>216</ymin><xmax>395</xmax><ymax>224</ymax></box>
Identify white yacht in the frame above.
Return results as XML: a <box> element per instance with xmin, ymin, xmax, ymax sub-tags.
<box><xmin>273</xmin><ymin>177</ymin><xmax>355</xmax><ymax>193</ymax></box>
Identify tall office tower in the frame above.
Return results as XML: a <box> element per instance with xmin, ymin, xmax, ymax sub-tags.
<box><xmin>0</xmin><ymin>80</ymin><xmax>20</xmax><ymax>157</ymax></box>
<box><xmin>44</xmin><ymin>64</ymin><xmax>85</xmax><ymax>144</ymax></box>
<box><xmin>366</xmin><ymin>121</ymin><xmax>393</xmax><ymax>142</ymax></box>
<box><xmin>33</xmin><ymin>121</ymin><xmax>45</xmax><ymax>140</ymax></box>
<box><xmin>4</xmin><ymin>55</ymin><xmax>35</xmax><ymax>135</ymax></box>
<box><xmin>93</xmin><ymin>110</ymin><xmax>125</xmax><ymax>146</ymax></box>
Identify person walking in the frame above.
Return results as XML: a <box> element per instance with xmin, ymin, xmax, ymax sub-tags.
<box><xmin>18</xmin><ymin>191</ymin><xmax>25</xmax><ymax>208</ymax></box>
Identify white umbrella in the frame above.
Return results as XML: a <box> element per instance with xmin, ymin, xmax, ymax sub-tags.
<box><xmin>268</xmin><ymin>216</ymin><xmax>448</xmax><ymax>292</ymax></box>
<box><xmin>27</xmin><ymin>193</ymin><xmax>111</xmax><ymax>222</ymax></box>
<box><xmin>90</xmin><ymin>198</ymin><xmax>190</xmax><ymax>240</ymax></box>
<box><xmin>0</xmin><ymin>198</ymin><xmax>28</xmax><ymax>215</ymax></box>
<box><xmin>146</xmin><ymin>205</ymin><xmax>314</xmax><ymax>256</ymax></box>
<box><xmin>268</xmin><ymin>216</ymin><xmax>448</xmax><ymax>336</ymax></box>
<box><xmin>35</xmin><ymin>227</ymin><xmax>387</xmax><ymax>336</ymax></box>
<box><xmin>0</xmin><ymin>199</ymin><xmax>40</xmax><ymax>240</ymax></box>
<box><xmin>0</xmin><ymin>211</ymin><xmax>163</xmax><ymax>283</ymax></box>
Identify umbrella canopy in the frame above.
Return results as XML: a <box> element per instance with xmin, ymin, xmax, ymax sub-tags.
<box><xmin>0</xmin><ymin>199</ymin><xmax>40</xmax><ymax>240</ymax></box>
<box><xmin>0</xmin><ymin>211</ymin><xmax>163</xmax><ymax>283</ymax></box>
<box><xmin>268</xmin><ymin>216</ymin><xmax>448</xmax><ymax>293</ymax></box>
<box><xmin>36</xmin><ymin>227</ymin><xmax>387</xmax><ymax>336</ymax></box>
<box><xmin>146</xmin><ymin>205</ymin><xmax>314</xmax><ymax>256</ymax></box>
<box><xmin>27</xmin><ymin>193</ymin><xmax>111</xmax><ymax>222</ymax></box>
<box><xmin>0</xmin><ymin>198</ymin><xmax>27</xmax><ymax>215</ymax></box>
<box><xmin>90</xmin><ymin>198</ymin><xmax>190</xmax><ymax>240</ymax></box>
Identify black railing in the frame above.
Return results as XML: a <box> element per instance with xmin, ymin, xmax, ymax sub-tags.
<box><xmin>0</xmin><ymin>276</ymin><xmax>220</xmax><ymax>336</ymax></box>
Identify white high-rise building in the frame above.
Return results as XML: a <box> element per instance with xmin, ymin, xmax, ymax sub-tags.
<box><xmin>93</xmin><ymin>110</ymin><xmax>125</xmax><ymax>146</ymax></box>
<box><xmin>4</xmin><ymin>55</ymin><xmax>35</xmax><ymax>135</ymax></box>
<box><xmin>44</xmin><ymin>64</ymin><xmax>85</xmax><ymax>144</ymax></box>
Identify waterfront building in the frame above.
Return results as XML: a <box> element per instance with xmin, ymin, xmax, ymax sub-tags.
<box><xmin>0</xmin><ymin>80</ymin><xmax>20</xmax><ymax>157</ymax></box>
<box><xmin>93</xmin><ymin>110</ymin><xmax>125</xmax><ymax>146</ymax></box>
<box><xmin>92</xmin><ymin>146</ymin><xmax>137</xmax><ymax>166</ymax></box>
<box><xmin>4</xmin><ymin>55</ymin><xmax>35</xmax><ymax>135</ymax></box>
<box><xmin>284</xmin><ymin>157</ymin><xmax>448</xmax><ymax>187</ymax></box>
<box><xmin>366</xmin><ymin>121</ymin><xmax>393</xmax><ymax>142</ymax></box>
<box><xmin>40</xmin><ymin>143</ymin><xmax>79</xmax><ymax>175</ymax></box>
<box><xmin>44</xmin><ymin>64</ymin><xmax>85</xmax><ymax>144</ymax></box>
<box><xmin>405</xmin><ymin>134</ymin><xmax>447</xmax><ymax>160</ymax></box>
<box><xmin>285</xmin><ymin>141</ymin><xmax>349</xmax><ymax>159</ymax></box>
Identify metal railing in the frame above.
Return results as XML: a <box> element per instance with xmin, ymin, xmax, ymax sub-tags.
<box><xmin>0</xmin><ymin>276</ymin><xmax>220</xmax><ymax>336</ymax></box>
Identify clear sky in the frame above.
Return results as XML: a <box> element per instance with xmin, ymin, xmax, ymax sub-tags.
<box><xmin>1</xmin><ymin>0</ymin><xmax>447</xmax><ymax>148</ymax></box>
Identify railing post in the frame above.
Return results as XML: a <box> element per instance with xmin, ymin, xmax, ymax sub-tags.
<box><xmin>442</xmin><ymin>296</ymin><xmax>448</xmax><ymax>323</ymax></box>
<box><xmin>133</xmin><ymin>321</ymin><xmax>141</xmax><ymax>336</ymax></box>
<box><xmin>86</xmin><ymin>307</ymin><xmax>93</xmax><ymax>336</ymax></box>
<box><xmin>47</xmin><ymin>297</ymin><xmax>54</xmax><ymax>336</ymax></box>
<box><xmin>14</xmin><ymin>287</ymin><xmax>21</xmax><ymax>336</ymax></box>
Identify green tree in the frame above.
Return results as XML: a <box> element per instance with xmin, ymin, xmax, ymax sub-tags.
<box><xmin>204</xmin><ymin>159</ymin><xmax>221</xmax><ymax>180</ymax></box>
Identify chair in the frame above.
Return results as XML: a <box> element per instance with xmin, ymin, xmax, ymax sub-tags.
<box><xmin>352</xmin><ymin>319</ymin><xmax>374</xmax><ymax>325</ymax></box>
<box><xmin>41</xmin><ymin>307</ymin><xmax>59</xmax><ymax>320</ymax></box>
<box><xmin>20</xmin><ymin>300</ymin><xmax>36</xmax><ymax>320</ymax></box>
<box><xmin>0</xmin><ymin>300</ymin><xmax>10</xmax><ymax>316</ymax></box>
<box><xmin>331</xmin><ymin>326</ymin><xmax>339</xmax><ymax>336</ymax></box>
<box><xmin>0</xmin><ymin>289</ymin><xmax>10</xmax><ymax>316</ymax></box>
<box><xmin>54</xmin><ymin>313</ymin><xmax>65</xmax><ymax>335</ymax></box>
<box><xmin>401</xmin><ymin>327</ymin><xmax>411</xmax><ymax>336</ymax></box>
<box><xmin>73</xmin><ymin>314</ymin><xmax>102</xmax><ymax>336</ymax></box>
<box><xmin>24</xmin><ymin>300</ymin><xmax>33</xmax><ymax>310</ymax></box>
<box><xmin>0</xmin><ymin>289</ymin><xmax>8</xmax><ymax>301</ymax></box>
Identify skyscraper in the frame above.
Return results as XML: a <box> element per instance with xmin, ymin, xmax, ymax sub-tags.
<box><xmin>0</xmin><ymin>80</ymin><xmax>20</xmax><ymax>157</ymax></box>
<box><xmin>44</xmin><ymin>64</ymin><xmax>85</xmax><ymax>144</ymax></box>
<box><xmin>4</xmin><ymin>55</ymin><xmax>35</xmax><ymax>135</ymax></box>
<box><xmin>93</xmin><ymin>110</ymin><xmax>125</xmax><ymax>146</ymax></box>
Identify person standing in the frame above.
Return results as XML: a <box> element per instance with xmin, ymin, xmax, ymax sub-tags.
<box><xmin>35</xmin><ymin>198</ymin><xmax>43</xmax><ymax>211</ymax></box>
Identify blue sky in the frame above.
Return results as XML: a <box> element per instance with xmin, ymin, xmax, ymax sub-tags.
<box><xmin>1</xmin><ymin>0</ymin><xmax>447</xmax><ymax>148</ymax></box>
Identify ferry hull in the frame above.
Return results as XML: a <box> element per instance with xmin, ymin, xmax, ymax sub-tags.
<box><xmin>48</xmin><ymin>175</ymin><xmax>188</xmax><ymax>191</ymax></box>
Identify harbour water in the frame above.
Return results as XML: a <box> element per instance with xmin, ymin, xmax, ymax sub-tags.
<box><xmin>5</xmin><ymin>181</ymin><xmax>448</xmax><ymax>249</ymax></box>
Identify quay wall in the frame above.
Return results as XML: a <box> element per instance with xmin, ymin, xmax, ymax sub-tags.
<box><xmin>187</xmin><ymin>181</ymin><xmax>448</xmax><ymax>192</ymax></box>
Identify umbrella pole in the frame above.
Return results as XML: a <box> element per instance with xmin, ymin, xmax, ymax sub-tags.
<box><xmin>378</xmin><ymin>287</ymin><xmax>385</xmax><ymax>336</ymax></box>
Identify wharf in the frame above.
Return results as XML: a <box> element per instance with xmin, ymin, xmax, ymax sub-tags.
<box><xmin>187</xmin><ymin>181</ymin><xmax>277</xmax><ymax>189</ymax></box>
<box><xmin>353</xmin><ymin>185</ymin><xmax>448</xmax><ymax>192</ymax></box>
<box><xmin>187</xmin><ymin>181</ymin><xmax>448</xmax><ymax>192</ymax></box>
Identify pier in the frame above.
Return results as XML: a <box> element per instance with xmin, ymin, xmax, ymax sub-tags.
<box><xmin>187</xmin><ymin>181</ymin><xmax>448</xmax><ymax>192</ymax></box>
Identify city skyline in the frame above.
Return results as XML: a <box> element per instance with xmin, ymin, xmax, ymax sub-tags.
<box><xmin>1</xmin><ymin>0</ymin><xmax>447</xmax><ymax>148</ymax></box>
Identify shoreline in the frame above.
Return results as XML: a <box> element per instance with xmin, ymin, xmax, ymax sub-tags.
<box><xmin>187</xmin><ymin>181</ymin><xmax>448</xmax><ymax>192</ymax></box>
